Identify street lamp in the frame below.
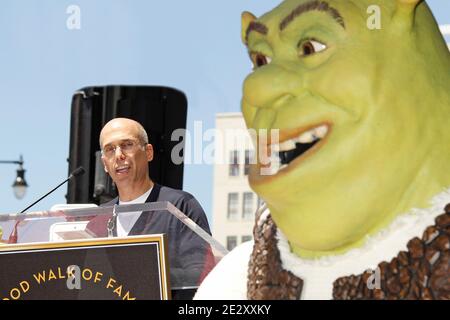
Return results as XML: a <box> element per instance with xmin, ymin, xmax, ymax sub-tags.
<box><xmin>0</xmin><ymin>155</ymin><xmax>28</xmax><ymax>199</ymax></box>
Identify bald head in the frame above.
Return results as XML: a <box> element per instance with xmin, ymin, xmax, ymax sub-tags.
<box><xmin>99</xmin><ymin>117</ymin><xmax>154</xmax><ymax>200</ymax></box>
<box><xmin>99</xmin><ymin>118</ymin><xmax>148</xmax><ymax>148</ymax></box>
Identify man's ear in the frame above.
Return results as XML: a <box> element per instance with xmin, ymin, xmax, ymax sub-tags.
<box><xmin>241</xmin><ymin>11</ymin><xmax>256</xmax><ymax>45</ymax></box>
<box><xmin>146</xmin><ymin>144</ymin><xmax>154</xmax><ymax>162</ymax></box>
<box><xmin>393</xmin><ymin>0</ymin><xmax>422</xmax><ymax>31</ymax></box>
<box><xmin>101</xmin><ymin>157</ymin><xmax>108</xmax><ymax>173</ymax></box>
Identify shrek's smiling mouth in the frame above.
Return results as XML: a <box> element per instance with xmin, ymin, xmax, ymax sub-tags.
<box><xmin>260</xmin><ymin>124</ymin><xmax>330</xmax><ymax>176</ymax></box>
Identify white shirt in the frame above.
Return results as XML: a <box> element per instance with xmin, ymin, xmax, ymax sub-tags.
<box><xmin>117</xmin><ymin>187</ymin><xmax>152</xmax><ymax>237</ymax></box>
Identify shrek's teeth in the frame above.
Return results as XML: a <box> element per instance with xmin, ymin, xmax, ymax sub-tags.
<box><xmin>298</xmin><ymin>125</ymin><xmax>328</xmax><ymax>143</ymax></box>
<box><xmin>298</xmin><ymin>130</ymin><xmax>316</xmax><ymax>143</ymax></box>
<box><xmin>271</xmin><ymin>125</ymin><xmax>329</xmax><ymax>167</ymax></box>
<box><xmin>278</xmin><ymin>139</ymin><xmax>297</xmax><ymax>152</ymax></box>
<box><xmin>275</xmin><ymin>125</ymin><xmax>329</xmax><ymax>151</ymax></box>
<box><xmin>314</xmin><ymin>125</ymin><xmax>328</xmax><ymax>138</ymax></box>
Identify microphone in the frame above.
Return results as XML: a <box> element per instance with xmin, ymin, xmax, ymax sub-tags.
<box><xmin>69</xmin><ymin>166</ymin><xmax>85</xmax><ymax>179</ymax></box>
<box><xmin>20</xmin><ymin>166</ymin><xmax>85</xmax><ymax>214</ymax></box>
<box><xmin>8</xmin><ymin>166</ymin><xmax>85</xmax><ymax>244</ymax></box>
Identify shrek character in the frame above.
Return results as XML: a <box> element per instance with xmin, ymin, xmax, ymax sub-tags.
<box><xmin>196</xmin><ymin>0</ymin><xmax>450</xmax><ymax>299</ymax></box>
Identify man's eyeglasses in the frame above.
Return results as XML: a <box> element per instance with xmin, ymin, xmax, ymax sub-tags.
<box><xmin>101</xmin><ymin>140</ymin><xmax>143</xmax><ymax>158</ymax></box>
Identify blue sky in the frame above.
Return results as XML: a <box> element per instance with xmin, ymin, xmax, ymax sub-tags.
<box><xmin>0</xmin><ymin>0</ymin><xmax>449</xmax><ymax>225</ymax></box>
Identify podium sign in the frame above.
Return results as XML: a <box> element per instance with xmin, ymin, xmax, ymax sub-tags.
<box><xmin>0</xmin><ymin>235</ymin><xmax>170</xmax><ymax>300</ymax></box>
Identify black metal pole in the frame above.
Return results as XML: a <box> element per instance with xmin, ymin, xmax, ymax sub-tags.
<box><xmin>0</xmin><ymin>160</ymin><xmax>22</xmax><ymax>165</ymax></box>
<box><xmin>0</xmin><ymin>155</ymin><xmax>24</xmax><ymax>165</ymax></box>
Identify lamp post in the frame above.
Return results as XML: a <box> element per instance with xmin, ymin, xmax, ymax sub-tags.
<box><xmin>0</xmin><ymin>155</ymin><xmax>28</xmax><ymax>199</ymax></box>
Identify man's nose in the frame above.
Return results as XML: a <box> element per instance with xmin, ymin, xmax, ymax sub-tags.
<box><xmin>243</xmin><ymin>64</ymin><xmax>302</xmax><ymax>110</ymax></box>
<box><xmin>114</xmin><ymin>146</ymin><xmax>126</xmax><ymax>160</ymax></box>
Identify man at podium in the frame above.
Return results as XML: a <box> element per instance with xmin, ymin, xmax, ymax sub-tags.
<box><xmin>86</xmin><ymin>118</ymin><xmax>214</xmax><ymax>297</ymax></box>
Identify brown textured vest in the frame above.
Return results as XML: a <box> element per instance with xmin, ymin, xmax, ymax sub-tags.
<box><xmin>247</xmin><ymin>204</ymin><xmax>450</xmax><ymax>300</ymax></box>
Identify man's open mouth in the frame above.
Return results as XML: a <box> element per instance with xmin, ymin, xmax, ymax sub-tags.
<box><xmin>115</xmin><ymin>165</ymin><xmax>130</xmax><ymax>174</ymax></box>
<box><xmin>269</xmin><ymin>124</ymin><xmax>329</xmax><ymax>174</ymax></box>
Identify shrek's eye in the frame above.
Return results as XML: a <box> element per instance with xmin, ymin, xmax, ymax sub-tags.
<box><xmin>298</xmin><ymin>39</ymin><xmax>327</xmax><ymax>57</ymax></box>
<box><xmin>250</xmin><ymin>52</ymin><xmax>272</xmax><ymax>69</ymax></box>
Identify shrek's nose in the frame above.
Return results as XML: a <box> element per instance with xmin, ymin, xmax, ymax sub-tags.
<box><xmin>242</xmin><ymin>64</ymin><xmax>302</xmax><ymax>110</ymax></box>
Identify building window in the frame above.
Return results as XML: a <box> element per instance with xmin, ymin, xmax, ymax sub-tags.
<box><xmin>227</xmin><ymin>193</ymin><xmax>239</xmax><ymax>220</ymax></box>
<box><xmin>241</xmin><ymin>235</ymin><xmax>252</xmax><ymax>243</ymax></box>
<box><xmin>257</xmin><ymin>197</ymin><xmax>265</xmax><ymax>209</ymax></box>
<box><xmin>227</xmin><ymin>236</ymin><xmax>237</xmax><ymax>251</ymax></box>
<box><xmin>244</xmin><ymin>150</ymin><xmax>252</xmax><ymax>176</ymax></box>
<box><xmin>229</xmin><ymin>150</ymin><xmax>239</xmax><ymax>176</ymax></box>
<box><xmin>242</xmin><ymin>192</ymin><xmax>254</xmax><ymax>220</ymax></box>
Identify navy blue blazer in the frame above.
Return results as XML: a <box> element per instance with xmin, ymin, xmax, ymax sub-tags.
<box><xmin>86</xmin><ymin>183</ymin><xmax>214</xmax><ymax>289</ymax></box>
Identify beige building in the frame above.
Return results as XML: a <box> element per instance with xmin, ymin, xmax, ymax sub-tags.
<box><xmin>439</xmin><ymin>24</ymin><xmax>450</xmax><ymax>49</ymax></box>
<box><xmin>211</xmin><ymin>113</ymin><xmax>262</xmax><ymax>251</ymax></box>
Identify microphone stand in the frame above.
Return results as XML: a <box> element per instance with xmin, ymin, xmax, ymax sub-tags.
<box><xmin>8</xmin><ymin>167</ymin><xmax>85</xmax><ymax>244</ymax></box>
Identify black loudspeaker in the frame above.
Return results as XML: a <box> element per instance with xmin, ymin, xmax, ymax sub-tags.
<box><xmin>66</xmin><ymin>86</ymin><xmax>187</xmax><ymax>205</ymax></box>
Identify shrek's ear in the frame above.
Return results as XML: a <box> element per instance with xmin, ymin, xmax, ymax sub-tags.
<box><xmin>241</xmin><ymin>11</ymin><xmax>257</xmax><ymax>45</ymax></box>
<box><xmin>393</xmin><ymin>0</ymin><xmax>422</xmax><ymax>30</ymax></box>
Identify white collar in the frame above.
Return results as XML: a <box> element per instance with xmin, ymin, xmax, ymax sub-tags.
<box><xmin>119</xmin><ymin>186</ymin><xmax>153</xmax><ymax>205</ymax></box>
<box><xmin>117</xmin><ymin>187</ymin><xmax>153</xmax><ymax>237</ymax></box>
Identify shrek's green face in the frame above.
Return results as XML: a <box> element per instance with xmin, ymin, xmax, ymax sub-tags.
<box><xmin>242</xmin><ymin>0</ymin><xmax>450</xmax><ymax>256</ymax></box>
